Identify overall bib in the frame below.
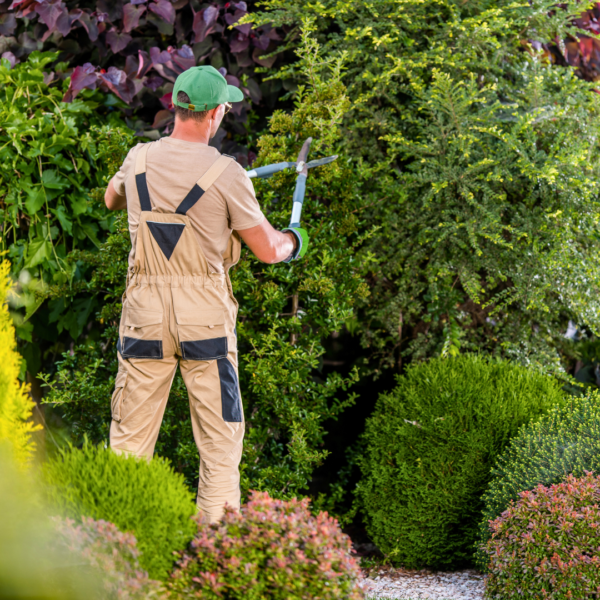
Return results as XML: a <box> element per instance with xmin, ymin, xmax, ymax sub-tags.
<box><xmin>110</xmin><ymin>143</ymin><xmax>244</xmax><ymax>522</ymax></box>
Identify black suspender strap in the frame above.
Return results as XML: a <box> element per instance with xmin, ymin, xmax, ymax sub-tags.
<box><xmin>134</xmin><ymin>144</ymin><xmax>152</xmax><ymax>212</ymax></box>
<box><xmin>176</xmin><ymin>184</ymin><xmax>205</xmax><ymax>215</ymax></box>
<box><xmin>133</xmin><ymin>150</ymin><xmax>233</xmax><ymax>215</ymax></box>
<box><xmin>135</xmin><ymin>173</ymin><xmax>152</xmax><ymax>212</ymax></box>
<box><xmin>175</xmin><ymin>155</ymin><xmax>233</xmax><ymax>216</ymax></box>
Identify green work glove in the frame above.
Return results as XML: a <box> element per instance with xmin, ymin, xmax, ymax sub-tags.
<box><xmin>282</xmin><ymin>227</ymin><xmax>309</xmax><ymax>262</ymax></box>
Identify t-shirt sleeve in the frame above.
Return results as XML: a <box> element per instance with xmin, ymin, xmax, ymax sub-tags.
<box><xmin>226</xmin><ymin>167</ymin><xmax>265</xmax><ymax>231</ymax></box>
<box><xmin>111</xmin><ymin>144</ymin><xmax>140</xmax><ymax>197</ymax></box>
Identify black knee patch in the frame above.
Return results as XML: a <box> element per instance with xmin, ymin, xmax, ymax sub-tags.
<box><xmin>217</xmin><ymin>357</ymin><xmax>242</xmax><ymax>422</ymax></box>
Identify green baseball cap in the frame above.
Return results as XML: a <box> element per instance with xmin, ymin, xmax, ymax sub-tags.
<box><xmin>173</xmin><ymin>66</ymin><xmax>244</xmax><ymax>111</ymax></box>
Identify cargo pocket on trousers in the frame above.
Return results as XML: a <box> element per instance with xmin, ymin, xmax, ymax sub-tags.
<box><xmin>121</xmin><ymin>308</ymin><xmax>163</xmax><ymax>359</ymax></box>
<box><xmin>111</xmin><ymin>370</ymin><xmax>128</xmax><ymax>422</ymax></box>
<box><xmin>176</xmin><ymin>309</ymin><xmax>228</xmax><ymax>361</ymax></box>
<box><xmin>217</xmin><ymin>357</ymin><xmax>243</xmax><ymax>422</ymax></box>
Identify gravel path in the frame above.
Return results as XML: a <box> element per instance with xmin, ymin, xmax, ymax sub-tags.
<box><xmin>360</xmin><ymin>568</ymin><xmax>485</xmax><ymax>599</ymax></box>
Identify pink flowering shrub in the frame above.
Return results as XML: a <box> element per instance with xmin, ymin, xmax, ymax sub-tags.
<box><xmin>169</xmin><ymin>491</ymin><xmax>364</xmax><ymax>600</ymax></box>
<box><xmin>53</xmin><ymin>516</ymin><xmax>167</xmax><ymax>600</ymax></box>
<box><xmin>484</xmin><ymin>473</ymin><xmax>600</xmax><ymax>599</ymax></box>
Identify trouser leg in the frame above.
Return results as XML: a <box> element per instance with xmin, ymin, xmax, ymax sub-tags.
<box><xmin>110</xmin><ymin>352</ymin><xmax>179</xmax><ymax>459</ymax></box>
<box><xmin>179</xmin><ymin>350</ymin><xmax>245</xmax><ymax>523</ymax></box>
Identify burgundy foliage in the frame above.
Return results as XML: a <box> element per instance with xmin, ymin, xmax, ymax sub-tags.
<box><xmin>545</xmin><ymin>3</ymin><xmax>600</xmax><ymax>81</ymax></box>
<box><xmin>0</xmin><ymin>0</ymin><xmax>286</xmax><ymax>163</ymax></box>
<box><xmin>53</xmin><ymin>516</ymin><xmax>167</xmax><ymax>600</ymax></box>
<box><xmin>484</xmin><ymin>473</ymin><xmax>600</xmax><ymax>600</ymax></box>
<box><xmin>169</xmin><ymin>490</ymin><xmax>365</xmax><ymax>600</ymax></box>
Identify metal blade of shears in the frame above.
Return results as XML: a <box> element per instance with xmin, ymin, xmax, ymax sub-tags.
<box><xmin>305</xmin><ymin>155</ymin><xmax>338</xmax><ymax>170</ymax></box>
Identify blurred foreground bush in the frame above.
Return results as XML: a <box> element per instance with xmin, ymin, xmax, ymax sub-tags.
<box><xmin>54</xmin><ymin>516</ymin><xmax>166</xmax><ymax>600</ymax></box>
<box><xmin>477</xmin><ymin>391</ymin><xmax>600</xmax><ymax>569</ymax></box>
<box><xmin>0</xmin><ymin>447</ymin><xmax>94</xmax><ymax>599</ymax></box>
<box><xmin>44</xmin><ymin>443</ymin><xmax>196</xmax><ymax>580</ymax></box>
<box><xmin>357</xmin><ymin>354</ymin><xmax>566</xmax><ymax>568</ymax></box>
<box><xmin>169</xmin><ymin>490</ymin><xmax>364</xmax><ymax>600</ymax></box>
<box><xmin>484</xmin><ymin>473</ymin><xmax>600</xmax><ymax>599</ymax></box>
<box><xmin>0</xmin><ymin>446</ymin><xmax>164</xmax><ymax>599</ymax></box>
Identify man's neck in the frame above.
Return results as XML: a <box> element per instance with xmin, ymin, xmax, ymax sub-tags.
<box><xmin>170</xmin><ymin>118</ymin><xmax>211</xmax><ymax>144</ymax></box>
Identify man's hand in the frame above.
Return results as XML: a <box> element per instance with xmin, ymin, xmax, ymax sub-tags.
<box><xmin>238</xmin><ymin>218</ymin><xmax>299</xmax><ymax>264</ymax></box>
<box><xmin>105</xmin><ymin>178</ymin><xmax>127</xmax><ymax>211</ymax></box>
<box><xmin>281</xmin><ymin>226</ymin><xmax>309</xmax><ymax>262</ymax></box>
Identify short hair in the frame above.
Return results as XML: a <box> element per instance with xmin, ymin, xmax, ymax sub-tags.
<box><xmin>174</xmin><ymin>91</ymin><xmax>211</xmax><ymax>122</ymax></box>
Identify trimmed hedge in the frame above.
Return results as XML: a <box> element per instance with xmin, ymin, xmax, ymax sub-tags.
<box><xmin>477</xmin><ymin>391</ymin><xmax>600</xmax><ymax>569</ymax></box>
<box><xmin>43</xmin><ymin>444</ymin><xmax>196</xmax><ymax>580</ymax></box>
<box><xmin>357</xmin><ymin>354</ymin><xmax>566</xmax><ymax>568</ymax></box>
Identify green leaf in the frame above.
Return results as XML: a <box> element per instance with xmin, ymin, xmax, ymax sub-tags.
<box><xmin>69</xmin><ymin>194</ymin><xmax>88</xmax><ymax>216</ymax></box>
<box><xmin>24</xmin><ymin>296</ymin><xmax>45</xmax><ymax>321</ymax></box>
<box><xmin>15</xmin><ymin>320</ymin><xmax>34</xmax><ymax>343</ymax></box>
<box><xmin>53</xmin><ymin>205</ymin><xmax>73</xmax><ymax>235</ymax></box>
<box><xmin>24</xmin><ymin>239</ymin><xmax>52</xmax><ymax>269</ymax></box>
<box><xmin>24</xmin><ymin>187</ymin><xmax>46</xmax><ymax>215</ymax></box>
<box><xmin>41</xmin><ymin>169</ymin><xmax>67</xmax><ymax>189</ymax></box>
<box><xmin>79</xmin><ymin>220</ymin><xmax>101</xmax><ymax>248</ymax></box>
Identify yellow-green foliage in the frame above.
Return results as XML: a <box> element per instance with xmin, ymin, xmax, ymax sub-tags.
<box><xmin>0</xmin><ymin>260</ymin><xmax>38</xmax><ymax>464</ymax></box>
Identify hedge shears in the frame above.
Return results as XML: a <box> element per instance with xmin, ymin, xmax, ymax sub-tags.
<box><xmin>246</xmin><ymin>138</ymin><xmax>338</xmax><ymax>262</ymax></box>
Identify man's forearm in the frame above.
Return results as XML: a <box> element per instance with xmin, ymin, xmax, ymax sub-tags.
<box><xmin>237</xmin><ymin>219</ymin><xmax>297</xmax><ymax>264</ymax></box>
<box><xmin>105</xmin><ymin>178</ymin><xmax>127</xmax><ymax>211</ymax></box>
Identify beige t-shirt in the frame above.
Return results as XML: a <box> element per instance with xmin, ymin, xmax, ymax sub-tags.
<box><xmin>112</xmin><ymin>137</ymin><xmax>265</xmax><ymax>274</ymax></box>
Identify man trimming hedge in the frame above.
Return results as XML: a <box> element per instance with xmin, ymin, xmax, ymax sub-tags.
<box><xmin>103</xmin><ymin>66</ymin><xmax>308</xmax><ymax>522</ymax></box>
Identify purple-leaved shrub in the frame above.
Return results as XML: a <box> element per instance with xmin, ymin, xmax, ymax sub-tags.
<box><xmin>169</xmin><ymin>490</ymin><xmax>364</xmax><ymax>600</ymax></box>
<box><xmin>53</xmin><ymin>516</ymin><xmax>167</xmax><ymax>600</ymax></box>
<box><xmin>484</xmin><ymin>472</ymin><xmax>600</xmax><ymax>599</ymax></box>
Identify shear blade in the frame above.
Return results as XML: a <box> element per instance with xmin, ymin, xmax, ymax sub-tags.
<box><xmin>306</xmin><ymin>155</ymin><xmax>338</xmax><ymax>169</ymax></box>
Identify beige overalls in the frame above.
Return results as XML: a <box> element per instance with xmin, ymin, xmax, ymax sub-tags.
<box><xmin>110</xmin><ymin>143</ymin><xmax>244</xmax><ymax>522</ymax></box>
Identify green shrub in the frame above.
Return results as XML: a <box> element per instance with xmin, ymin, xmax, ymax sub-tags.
<box><xmin>477</xmin><ymin>391</ymin><xmax>600</xmax><ymax>570</ymax></box>
<box><xmin>0</xmin><ymin>52</ymin><xmax>133</xmax><ymax>346</ymax></box>
<box><xmin>251</xmin><ymin>0</ymin><xmax>600</xmax><ymax>372</ymax></box>
<box><xmin>43</xmin><ymin>444</ymin><xmax>196</xmax><ymax>580</ymax></box>
<box><xmin>356</xmin><ymin>354</ymin><xmax>566</xmax><ymax>569</ymax></box>
<box><xmin>169</xmin><ymin>490</ymin><xmax>364</xmax><ymax>600</ymax></box>
<box><xmin>483</xmin><ymin>472</ymin><xmax>600</xmax><ymax>599</ymax></box>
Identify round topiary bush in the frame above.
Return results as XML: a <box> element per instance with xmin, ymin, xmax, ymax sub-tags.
<box><xmin>43</xmin><ymin>443</ymin><xmax>197</xmax><ymax>580</ymax></box>
<box><xmin>484</xmin><ymin>472</ymin><xmax>600</xmax><ymax>599</ymax></box>
<box><xmin>356</xmin><ymin>354</ymin><xmax>566</xmax><ymax>569</ymax></box>
<box><xmin>476</xmin><ymin>390</ymin><xmax>600</xmax><ymax>569</ymax></box>
<box><xmin>169</xmin><ymin>490</ymin><xmax>364</xmax><ymax>600</ymax></box>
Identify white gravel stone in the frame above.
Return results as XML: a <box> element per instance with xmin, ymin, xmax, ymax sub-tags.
<box><xmin>360</xmin><ymin>568</ymin><xmax>485</xmax><ymax>599</ymax></box>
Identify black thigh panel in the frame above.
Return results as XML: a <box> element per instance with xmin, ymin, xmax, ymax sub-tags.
<box><xmin>121</xmin><ymin>337</ymin><xmax>163</xmax><ymax>359</ymax></box>
<box><xmin>217</xmin><ymin>357</ymin><xmax>243</xmax><ymax>422</ymax></box>
<box><xmin>180</xmin><ymin>337</ymin><xmax>228</xmax><ymax>361</ymax></box>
